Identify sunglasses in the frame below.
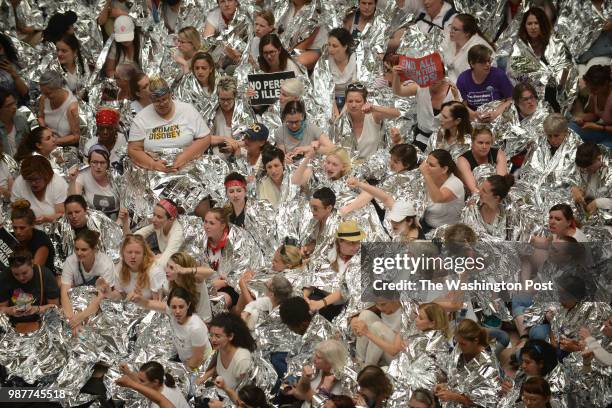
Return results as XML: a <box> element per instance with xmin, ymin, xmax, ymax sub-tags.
<box><xmin>347</xmin><ymin>82</ymin><xmax>366</xmax><ymax>90</ymax></box>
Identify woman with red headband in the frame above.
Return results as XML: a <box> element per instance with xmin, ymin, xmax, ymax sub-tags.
<box><xmin>84</xmin><ymin>108</ymin><xmax>126</xmax><ymax>166</ymax></box>
<box><xmin>68</xmin><ymin>144</ymin><xmax>121</xmax><ymax>219</ymax></box>
<box><xmin>224</xmin><ymin>172</ymin><xmax>248</xmax><ymax>228</ymax></box>
<box><xmin>135</xmin><ymin>198</ymin><xmax>185</xmax><ymax>268</ymax></box>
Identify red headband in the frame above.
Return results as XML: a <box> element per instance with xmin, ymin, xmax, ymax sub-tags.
<box><xmin>225</xmin><ymin>180</ymin><xmax>246</xmax><ymax>189</ymax></box>
<box><xmin>158</xmin><ymin>199</ymin><xmax>178</xmax><ymax>218</ymax></box>
<box><xmin>96</xmin><ymin>109</ymin><xmax>119</xmax><ymax>126</ymax></box>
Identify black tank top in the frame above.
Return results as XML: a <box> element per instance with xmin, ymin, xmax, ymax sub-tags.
<box><xmin>461</xmin><ymin>148</ymin><xmax>499</xmax><ymax>170</ymax></box>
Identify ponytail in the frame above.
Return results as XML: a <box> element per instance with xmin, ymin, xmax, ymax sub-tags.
<box><xmin>164</xmin><ymin>373</ymin><xmax>176</xmax><ymax>388</ymax></box>
<box><xmin>456</xmin><ymin>319</ymin><xmax>488</xmax><ymax>346</ymax></box>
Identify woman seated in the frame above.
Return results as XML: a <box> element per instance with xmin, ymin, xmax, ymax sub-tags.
<box><xmin>571</xmin><ymin>65</ymin><xmax>612</xmax><ymax>147</ymax></box>
<box><xmin>128</xmin><ymin>76</ymin><xmax>220</xmax><ymax>172</ymax></box>
<box><xmin>419</xmin><ymin>149</ymin><xmax>465</xmax><ymax>233</ymax></box>
<box><xmin>190</xmin><ymin>52</ymin><xmax>216</xmax><ymax>97</ymax></box>
<box><xmin>69</xmin><ymin>145</ymin><xmax>120</xmax><ymax>218</ymax></box>
<box><xmin>434</xmin><ymin>319</ymin><xmax>501</xmax><ymax>406</ymax></box>
<box><xmin>548</xmin><ymin>203</ymin><xmax>588</xmax><ymax>242</ymax></box>
<box><xmin>240</xmin><ymin>274</ymin><xmax>293</xmax><ymax>330</ymax></box>
<box><xmin>461</xmin><ymin>174</ymin><xmax>515</xmax><ymax>240</ymax></box>
<box><xmin>0</xmin><ymin>33</ymin><xmax>29</xmax><ymax>101</ymax></box>
<box><xmin>513</xmin><ymin>82</ymin><xmax>540</xmax><ymax>122</ymax></box>
<box><xmin>60</xmin><ymin>230</ymin><xmax>115</xmax><ymax>332</ymax></box>
<box><xmin>519</xmin><ymin>377</ymin><xmax>554</xmax><ymax>408</ymax></box>
<box><xmin>275</xmin><ymin>101</ymin><xmax>334</xmax><ymax>158</ymax></box>
<box><xmin>174</xmin><ymin>26</ymin><xmax>201</xmax><ymax>74</ymax></box>
<box><xmin>128</xmin><ymin>72</ymin><xmax>151</xmax><ymax>114</ymax></box>
<box><xmin>196</xmin><ymin>312</ymin><xmax>256</xmax><ymax>391</ymax></box>
<box><xmin>249</xmin><ymin>10</ymin><xmax>275</xmax><ymax>62</ymax></box>
<box><xmin>0</xmin><ymin>246</ymin><xmax>60</xmax><ymax>333</ymax></box>
<box><xmin>257</xmin><ymin>33</ymin><xmax>303</xmax><ymax>77</ymax></box>
<box><xmin>10</xmin><ymin>200</ymin><xmax>56</xmax><ymax>274</ymax></box>
<box><xmin>326</xmin><ymin>28</ymin><xmax>357</xmax><ymax>118</ymax></box>
<box><xmin>134</xmin><ymin>252</ymin><xmax>214</xmax><ymax>323</ymax></box>
<box><xmin>112</xmin><ymin>234</ymin><xmax>166</xmax><ymax>301</ymax></box>
<box><xmin>212</xmin><ymin>76</ymin><xmax>237</xmax><ymax>138</ymax></box>
<box><xmin>11</xmin><ymin>155</ymin><xmax>67</xmax><ymax>224</ymax></box>
<box><xmin>338</xmin><ymin>82</ymin><xmax>400</xmax><ymax>160</ymax></box>
<box><xmin>54</xmin><ymin>33</ymin><xmax>88</xmax><ymax>96</ymax></box>
<box><xmin>441</xmin><ymin>14</ymin><xmax>496</xmax><ymax>83</ymax></box>
<box><xmin>84</xmin><ymin>108</ymin><xmax>127</xmax><ymax>167</ymax></box>
<box><xmin>457</xmin><ymin>45</ymin><xmax>513</xmax><ymax>122</ymax></box>
<box><xmin>166</xmin><ymin>287</ymin><xmax>212</xmax><ymax>370</ymax></box>
<box><xmin>344</xmin><ymin>0</ymin><xmax>377</xmax><ymax>40</ymax></box>
<box><xmin>203</xmin><ymin>0</ymin><xmax>239</xmax><ymax>38</ymax></box>
<box><xmin>258</xmin><ymin>146</ymin><xmax>288</xmax><ymax>208</ymax></box>
<box><xmin>37</xmin><ymin>70</ymin><xmax>80</xmax><ymax>147</ymax></box>
<box><xmin>0</xmin><ymin>90</ymin><xmax>29</xmax><ymax>157</ymax></box>
<box><xmin>271</xmin><ymin>240</ymin><xmax>304</xmax><ymax>272</ymax></box>
<box><xmin>355</xmin><ymin>366</ymin><xmax>393</xmax><ymax>407</ymax></box>
<box><xmin>392</xmin><ymin>66</ymin><xmax>461</xmax><ymax>152</ymax></box>
<box><xmin>14</xmin><ymin>126</ymin><xmax>57</xmax><ymax>163</ymax></box>
<box><xmin>135</xmin><ymin>198</ymin><xmax>185</xmax><ymax>267</ymax></box>
<box><xmin>283</xmin><ymin>339</ymin><xmax>348</xmax><ymax>403</ymax></box>
<box><xmin>119</xmin><ymin>361</ymin><xmax>190</xmax><ymax>408</ymax></box>
<box><xmin>456</xmin><ymin>127</ymin><xmax>508</xmax><ymax>194</ymax></box>
<box><xmin>104</xmin><ymin>16</ymin><xmax>141</xmax><ymax>78</ymax></box>
<box><xmin>292</xmin><ymin>145</ymin><xmax>352</xmax><ymax>188</ymax></box>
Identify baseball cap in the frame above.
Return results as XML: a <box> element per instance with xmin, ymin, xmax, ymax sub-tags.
<box><xmin>387</xmin><ymin>201</ymin><xmax>416</xmax><ymax>222</ymax></box>
<box><xmin>114</xmin><ymin>16</ymin><xmax>135</xmax><ymax>42</ymax></box>
<box><xmin>242</xmin><ymin>123</ymin><xmax>269</xmax><ymax>141</ymax></box>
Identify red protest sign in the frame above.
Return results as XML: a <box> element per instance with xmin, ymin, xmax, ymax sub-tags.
<box><xmin>397</xmin><ymin>52</ymin><xmax>444</xmax><ymax>87</ymax></box>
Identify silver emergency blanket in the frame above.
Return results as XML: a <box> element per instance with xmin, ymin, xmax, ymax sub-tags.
<box><xmin>556</xmin><ymin>0</ymin><xmax>610</xmax><ymax>59</ymax></box>
<box><xmin>51</xmin><ymin>209</ymin><xmax>124</xmax><ymax>269</ymax></box>
<box><xmin>440</xmin><ymin>346</ymin><xmax>502</xmax><ymax>408</ymax></box>
<box><xmin>426</xmin><ymin>130</ymin><xmax>471</xmax><ymax>160</ymax></box>
<box><xmin>508</xmin><ymin>35</ymin><xmax>577</xmax><ymax>115</ymax></box>
<box><xmin>453</xmin><ymin>0</ymin><xmax>507</xmax><ymax>43</ymax></box>
<box><xmin>499</xmin><ymin>365</ymin><xmax>568</xmax><ymax>408</ymax></box>
<box><xmin>520</xmin><ymin>129</ymin><xmax>581</xmax><ymax>189</ymax></box>
<box><xmin>275</xmin><ymin>0</ymin><xmax>322</xmax><ymax>51</ymax></box>
<box><xmin>461</xmin><ymin>196</ymin><xmax>513</xmax><ymax>241</ymax></box>
<box><xmin>574</xmin><ymin>146</ymin><xmax>612</xmax><ymax>226</ymax></box>
<box><xmin>173</xmin><ymin>73</ymin><xmax>219</xmax><ymax>122</ymax></box>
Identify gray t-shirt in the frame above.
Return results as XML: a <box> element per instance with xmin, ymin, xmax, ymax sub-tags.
<box><xmin>275</xmin><ymin>122</ymin><xmax>323</xmax><ymax>152</ymax></box>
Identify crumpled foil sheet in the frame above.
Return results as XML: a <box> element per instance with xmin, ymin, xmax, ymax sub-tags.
<box><xmin>276</xmin><ymin>0</ymin><xmax>321</xmax><ymax>52</ymax></box>
<box><xmin>508</xmin><ymin>34</ymin><xmax>577</xmax><ymax>115</ymax></box>
<box><xmin>556</xmin><ymin>0</ymin><xmax>609</xmax><ymax>58</ymax></box>
<box><xmin>499</xmin><ymin>364</ymin><xmax>567</xmax><ymax>408</ymax></box>
<box><xmin>50</xmin><ymin>209</ymin><xmax>124</xmax><ymax>270</ymax></box>
<box><xmin>575</xmin><ymin>146</ymin><xmax>612</xmax><ymax>226</ymax></box>
<box><xmin>173</xmin><ymin>73</ymin><xmax>219</xmax><ymax>122</ymax></box>
<box><xmin>453</xmin><ymin>0</ymin><xmax>507</xmax><ymax>43</ymax></box>
<box><xmin>441</xmin><ymin>345</ymin><xmax>502</xmax><ymax>408</ymax></box>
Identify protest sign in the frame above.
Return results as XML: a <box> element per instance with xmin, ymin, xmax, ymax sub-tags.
<box><xmin>0</xmin><ymin>228</ymin><xmax>18</xmax><ymax>269</ymax></box>
<box><xmin>397</xmin><ymin>52</ymin><xmax>444</xmax><ymax>87</ymax></box>
<box><xmin>247</xmin><ymin>71</ymin><xmax>296</xmax><ymax>105</ymax></box>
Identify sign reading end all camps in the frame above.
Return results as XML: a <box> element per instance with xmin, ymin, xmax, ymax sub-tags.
<box><xmin>398</xmin><ymin>52</ymin><xmax>444</xmax><ymax>87</ymax></box>
<box><xmin>247</xmin><ymin>71</ymin><xmax>296</xmax><ymax>105</ymax></box>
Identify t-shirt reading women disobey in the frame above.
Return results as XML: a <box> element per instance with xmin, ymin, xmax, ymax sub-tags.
<box><xmin>128</xmin><ymin>100</ymin><xmax>211</xmax><ymax>151</ymax></box>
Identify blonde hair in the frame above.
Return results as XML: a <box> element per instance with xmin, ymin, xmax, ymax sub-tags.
<box><xmin>217</xmin><ymin>75</ymin><xmax>237</xmax><ymax>96</ymax></box>
<box><xmin>169</xmin><ymin>252</ymin><xmax>200</xmax><ymax>308</ymax></box>
<box><xmin>328</xmin><ymin>147</ymin><xmax>351</xmax><ymax>177</ymax></box>
<box><xmin>149</xmin><ymin>75</ymin><xmax>171</xmax><ymax>95</ymax></box>
<box><xmin>316</xmin><ymin>339</ymin><xmax>348</xmax><ymax>372</ymax></box>
<box><xmin>178</xmin><ymin>26</ymin><xmax>202</xmax><ymax>51</ymax></box>
<box><xmin>278</xmin><ymin>244</ymin><xmax>303</xmax><ymax>269</ymax></box>
<box><xmin>419</xmin><ymin>302</ymin><xmax>451</xmax><ymax>338</ymax></box>
<box><xmin>456</xmin><ymin>318</ymin><xmax>488</xmax><ymax>346</ymax></box>
<box><xmin>281</xmin><ymin>78</ymin><xmax>305</xmax><ymax>98</ymax></box>
<box><xmin>120</xmin><ymin>235</ymin><xmax>156</xmax><ymax>289</ymax></box>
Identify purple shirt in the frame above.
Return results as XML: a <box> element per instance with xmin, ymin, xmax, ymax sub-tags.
<box><xmin>456</xmin><ymin>67</ymin><xmax>513</xmax><ymax>110</ymax></box>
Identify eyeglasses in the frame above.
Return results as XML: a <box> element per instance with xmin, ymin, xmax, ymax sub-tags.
<box><xmin>285</xmin><ymin>120</ymin><xmax>303</xmax><ymax>127</ymax></box>
<box><xmin>347</xmin><ymin>82</ymin><xmax>365</xmax><ymax>90</ymax></box>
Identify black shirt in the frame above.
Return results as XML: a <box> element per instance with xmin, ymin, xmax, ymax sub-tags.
<box><xmin>461</xmin><ymin>148</ymin><xmax>499</xmax><ymax>170</ymax></box>
<box><xmin>18</xmin><ymin>229</ymin><xmax>56</xmax><ymax>275</ymax></box>
<box><xmin>230</xmin><ymin>208</ymin><xmax>246</xmax><ymax>228</ymax></box>
<box><xmin>0</xmin><ymin>265</ymin><xmax>59</xmax><ymax>323</ymax></box>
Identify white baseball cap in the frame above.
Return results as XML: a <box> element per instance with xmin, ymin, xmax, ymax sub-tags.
<box><xmin>387</xmin><ymin>201</ymin><xmax>416</xmax><ymax>222</ymax></box>
<box><xmin>114</xmin><ymin>16</ymin><xmax>135</xmax><ymax>42</ymax></box>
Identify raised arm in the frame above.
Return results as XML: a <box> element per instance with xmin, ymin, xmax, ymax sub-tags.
<box><xmin>456</xmin><ymin>156</ymin><xmax>479</xmax><ymax>194</ymax></box>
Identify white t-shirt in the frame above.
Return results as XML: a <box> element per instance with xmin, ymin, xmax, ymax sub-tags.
<box><xmin>11</xmin><ymin>174</ymin><xmax>68</xmax><ymax>218</ymax></box>
<box><xmin>403</xmin><ymin>0</ymin><xmax>455</xmax><ymax>34</ymax></box>
<box><xmin>196</xmin><ymin>278</ymin><xmax>212</xmax><ymax>323</ymax></box>
<box><xmin>61</xmin><ymin>252</ymin><xmax>115</xmax><ymax>287</ymax></box>
<box><xmin>206</xmin><ymin>8</ymin><xmax>228</xmax><ymax>33</ymax></box>
<box><xmin>153</xmin><ymin>385</ymin><xmax>190</xmax><ymax>408</ymax></box>
<box><xmin>129</xmin><ymin>100</ymin><xmax>210</xmax><ymax>151</ymax></box>
<box><xmin>0</xmin><ymin>159</ymin><xmax>11</xmax><ymax>189</ymax></box>
<box><xmin>213</xmin><ymin>108</ymin><xmax>232</xmax><ymax>137</ymax></box>
<box><xmin>216</xmin><ymin>347</ymin><xmax>252</xmax><ymax>390</ymax></box>
<box><xmin>134</xmin><ymin>221</ymin><xmax>184</xmax><ymax>268</ymax></box>
<box><xmin>84</xmin><ymin>134</ymin><xmax>127</xmax><ymax>165</ymax></box>
<box><xmin>381</xmin><ymin>307</ymin><xmax>403</xmax><ymax>332</ymax></box>
<box><xmin>168</xmin><ymin>312</ymin><xmax>211</xmax><ymax>362</ymax></box>
<box><xmin>113</xmin><ymin>263</ymin><xmax>166</xmax><ymax>299</ymax></box>
<box><xmin>423</xmin><ymin>174</ymin><xmax>465</xmax><ymax>228</ymax></box>
<box><xmin>7</xmin><ymin>126</ymin><xmax>16</xmax><ymax>156</ymax></box>
<box><xmin>76</xmin><ymin>169</ymin><xmax>119</xmax><ymax>218</ymax></box>
<box><xmin>243</xmin><ymin>296</ymin><xmax>273</xmax><ymax>330</ymax></box>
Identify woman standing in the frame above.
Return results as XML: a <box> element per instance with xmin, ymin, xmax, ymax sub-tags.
<box><xmin>69</xmin><ymin>145</ymin><xmax>120</xmax><ymax>218</ymax></box>
<box><xmin>37</xmin><ymin>71</ymin><xmax>80</xmax><ymax>147</ymax></box>
<box><xmin>456</xmin><ymin>127</ymin><xmax>508</xmax><ymax>194</ymax></box>
<box><xmin>135</xmin><ymin>198</ymin><xmax>185</xmax><ymax>267</ymax></box>
<box><xmin>11</xmin><ymin>156</ymin><xmax>67</xmax><ymax>224</ymax></box>
<box><xmin>196</xmin><ymin>312</ymin><xmax>256</xmax><ymax>390</ymax></box>
<box><xmin>420</xmin><ymin>149</ymin><xmax>465</xmax><ymax>232</ymax></box>
<box><xmin>113</xmin><ymin>234</ymin><xmax>166</xmax><ymax>301</ymax></box>
<box><xmin>341</xmin><ymin>83</ymin><xmax>400</xmax><ymax>159</ymax></box>
<box><xmin>426</xmin><ymin>101</ymin><xmax>472</xmax><ymax>157</ymax></box>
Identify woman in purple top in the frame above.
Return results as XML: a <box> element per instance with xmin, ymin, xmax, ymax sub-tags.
<box><xmin>456</xmin><ymin>45</ymin><xmax>513</xmax><ymax>123</ymax></box>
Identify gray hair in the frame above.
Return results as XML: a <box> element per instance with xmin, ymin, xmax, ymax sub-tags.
<box><xmin>315</xmin><ymin>339</ymin><xmax>348</xmax><ymax>373</ymax></box>
<box><xmin>543</xmin><ymin>113</ymin><xmax>568</xmax><ymax>135</ymax></box>
<box><xmin>281</xmin><ymin>78</ymin><xmax>305</xmax><ymax>98</ymax></box>
<box><xmin>217</xmin><ymin>75</ymin><xmax>237</xmax><ymax>96</ymax></box>
<box><xmin>269</xmin><ymin>275</ymin><xmax>293</xmax><ymax>302</ymax></box>
<box><xmin>39</xmin><ymin>70</ymin><xmax>65</xmax><ymax>89</ymax></box>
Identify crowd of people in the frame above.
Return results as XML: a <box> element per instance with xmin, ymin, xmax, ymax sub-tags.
<box><xmin>0</xmin><ymin>0</ymin><xmax>611</xmax><ymax>407</ymax></box>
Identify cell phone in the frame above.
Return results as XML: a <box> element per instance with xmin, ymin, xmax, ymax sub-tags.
<box><xmin>292</xmin><ymin>153</ymin><xmax>305</xmax><ymax>161</ymax></box>
<box><xmin>16</xmin><ymin>304</ymin><xmax>27</xmax><ymax>312</ymax></box>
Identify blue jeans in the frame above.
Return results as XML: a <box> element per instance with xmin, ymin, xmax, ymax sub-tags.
<box><xmin>270</xmin><ymin>352</ymin><xmax>288</xmax><ymax>395</ymax></box>
<box><xmin>529</xmin><ymin>323</ymin><xmax>550</xmax><ymax>340</ymax></box>
<box><xmin>569</xmin><ymin>121</ymin><xmax>612</xmax><ymax>148</ymax></box>
<box><xmin>486</xmin><ymin>328</ymin><xmax>510</xmax><ymax>356</ymax></box>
